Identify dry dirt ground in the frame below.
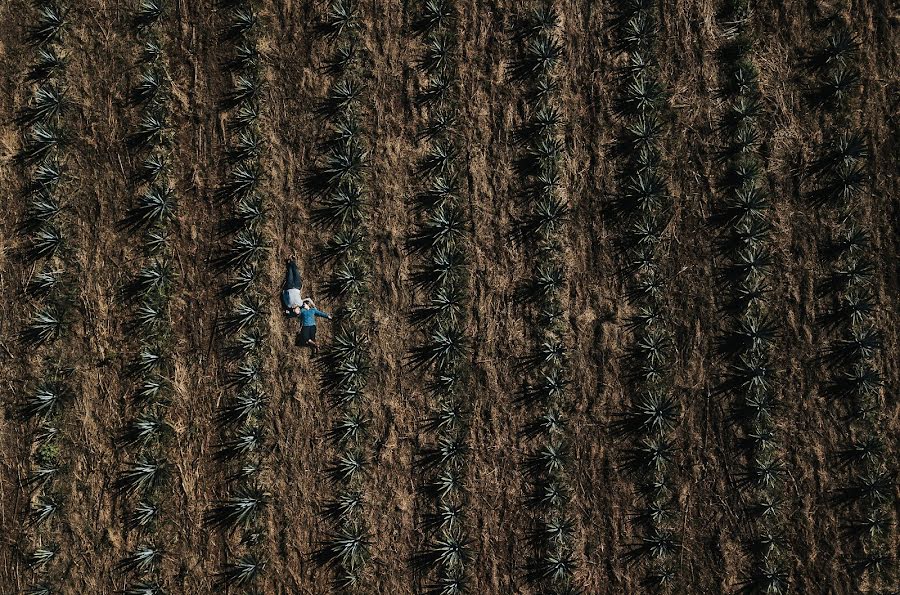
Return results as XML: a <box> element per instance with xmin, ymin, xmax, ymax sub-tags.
<box><xmin>0</xmin><ymin>0</ymin><xmax>897</xmax><ymax>593</ymax></box>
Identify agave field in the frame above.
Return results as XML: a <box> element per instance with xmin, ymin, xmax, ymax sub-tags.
<box><xmin>0</xmin><ymin>0</ymin><xmax>896</xmax><ymax>594</ymax></box>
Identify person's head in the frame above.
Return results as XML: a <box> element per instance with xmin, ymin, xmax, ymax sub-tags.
<box><xmin>302</xmin><ymin>298</ymin><xmax>313</xmax><ymax>310</ymax></box>
<box><xmin>292</xmin><ymin>306</ymin><xmax>301</xmax><ymax>315</ymax></box>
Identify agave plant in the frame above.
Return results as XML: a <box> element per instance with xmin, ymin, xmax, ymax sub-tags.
<box><xmin>215</xmin><ymin>162</ymin><xmax>261</xmax><ymax>203</ymax></box>
<box><xmin>20</xmin><ymin>382</ymin><xmax>69</xmax><ymax>421</ymax></box>
<box><xmin>312</xmin><ymin>183</ymin><xmax>363</xmax><ymax>227</ymax></box>
<box><xmin>121</xmin><ymin>582</ymin><xmax>166</xmax><ymax>595</ymax></box>
<box><xmin>130</xmin><ymin>70</ymin><xmax>164</xmax><ymax>106</ymax></box>
<box><xmin>22</xmin><ymin>191</ymin><xmax>61</xmax><ymax>233</ymax></box>
<box><xmin>31</xmin><ymin>160</ymin><xmax>62</xmax><ymax>191</ymax></box>
<box><xmin>214</xmin><ymin>426</ymin><xmax>264</xmax><ymax>462</ymax></box>
<box><xmin>25</xmin><ymin>224</ymin><xmax>63</xmax><ymax>262</ymax></box>
<box><xmin>418</xmin><ymin>436</ymin><xmax>468</xmax><ymax>471</ymax></box>
<box><xmin>316</xmin><ymin>79</ymin><xmax>362</xmax><ymax>119</ymax></box>
<box><xmin>17</xmin><ymin>85</ymin><xmax>65</xmax><ymax>126</ymax></box>
<box><xmin>620</xmin><ymin>170</ymin><xmax>666</xmax><ymax>215</ymax></box>
<box><xmin>314</xmin><ymin>524</ymin><xmax>369</xmax><ymax>571</ymax></box>
<box><xmin>18</xmin><ymin>123</ymin><xmax>62</xmax><ymax>164</ymax></box>
<box><xmin>226</xmin><ymin>130</ymin><xmax>262</xmax><ymax>163</ymax></box>
<box><xmin>124</xmin><ymin>500</ymin><xmax>160</xmax><ymax>531</ymax></box>
<box><xmin>808</xmin><ymin>29</ymin><xmax>859</xmax><ymax>71</ymax></box>
<box><xmin>719</xmin><ymin>313</ymin><xmax>777</xmax><ymax>356</ymax></box>
<box><xmin>411</xmin><ymin>245</ymin><xmax>465</xmax><ymax>290</ymax></box>
<box><xmin>739</xmin><ymin>456</ymin><xmax>785</xmax><ymax>489</ymax></box>
<box><xmin>524</xmin><ymin>442</ymin><xmax>568</xmax><ymax>478</ymax></box>
<box><xmin>20</xmin><ymin>307</ymin><xmax>63</xmax><ymax>347</ymax></box>
<box><xmin>815</xmin><ymin>65</ymin><xmax>860</xmax><ymax>106</ymax></box>
<box><xmin>413</xmin><ymin>531</ymin><xmax>470</xmax><ymax>571</ymax></box>
<box><xmin>612</xmin><ymin>390</ymin><xmax>679</xmax><ymax>437</ymax></box>
<box><xmin>25</xmin><ymin>466</ymin><xmax>59</xmax><ymax>491</ymax></box>
<box><xmin>834</xmin><ymin>471</ymin><xmax>894</xmax><ymax>505</ymax></box>
<box><xmin>224</xmin><ymin>265</ymin><xmax>257</xmax><ymax>297</ymax></box>
<box><xmin>418</xmin><ymin>73</ymin><xmax>453</xmax><ymax>106</ymax></box>
<box><xmin>625</xmin><ymin>529</ymin><xmax>679</xmax><ymax>562</ymax></box>
<box><xmin>215</xmin><ymin>229</ymin><xmax>268</xmax><ymax>269</ymax></box>
<box><xmin>324</xmin><ymin>41</ymin><xmax>357</xmax><ymax>75</ymax></box>
<box><xmin>308</xmin><ymin>142</ymin><xmax>367</xmax><ymax>194</ymax></box>
<box><xmin>227</xmin><ymin>103</ymin><xmax>260</xmax><ymax>132</ymax></box>
<box><xmin>414</xmin><ymin>0</ymin><xmax>454</xmax><ymax>35</ymax></box>
<box><xmin>223</xmin><ymin>6</ymin><xmax>257</xmax><ymax>41</ymax></box>
<box><xmin>328</xmin><ymin>450</ymin><xmax>366</xmax><ymax>484</ymax></box>
<box><xmin>826</xmin><ymin>325</ymin><xmax>881</xmax><ymax>366</ymax></box>
<box><xmin>408</xmin><ymin>206</ymin><xmax>465</xmax><ymax>253</ymax></box>
<box><xmin>224</xmin><ymin>329</ymin><xmax>265</xmax><ymax>361</ymax></box>
<box><xmin>222</xmin><ymin>75</ymin><xmax>262</xmax><ymax>110</ymax></box>
<box><xmin>409</xmin><ymin>325</ymin><xmax>466</xmax><ymax>370</ymax></box>
<box><xmin>134</xmin><ymin>0</ymin><xmax>163</xmax><ymax>30</ymax></box>
<box><xmin>119</xmin><ymin>411</ymin><xmax>170</xmax><ymax>447</ymax></box>
<box><xmin>319</xmin><ymin>0</ymin><xmax>358</xmax><ymax>38</ymax></box>
<box><xmin>27</xmin><ymin>497</ymin><xmax>58</xmax><ymax>527</ymax></box>
<box><xmin>216</xmin><ymin>554</ymin><xmax>266</xmax><ymax>587</ymax></box>
<box><xmin>622</xmin><ymin>74</ymin><xmax>663</xmax><ymax>114</ymax></box>
<box><xmin>320</xmin><ymin>227</ymin><xmax>364</xmax><ymax>263</ymax></box>
<box><xmin>225</xmin><ymin>361</ymin><xmax>261</xmax><ymax>390</ymax></box>
<box><xmin>327</xmin><ymin>261</ymin><xmax>366</xmax><ymax>297</ymax></box>
<box><xmin>418</xmin><ymin>33</ymin><xmax>452</xmax><ymax>75</ymax></box>
<box><xmin>836</xmin><ymin>436</ymin><xmax>884</xmax><ymax>468</ymax></box>
<box><xmin>419</xmin><ymin>110</ymin><xmax>458</xmax><ymax>143</ymax></box>
<box><xmin>737</xmin><ymin>561</ymin><xmax>787</xmax><ymax>594</ymax></box>
<box><xmin>123</xmin><ymin>260</ymin><xmax>172</xmax><ymax>299</ymax></box>
<box><xmin>621</xmin><ymin>437</ymin><xmax>676</xmax><ymax>474</ymax></box>
<box><xmin>525</xmin><ymin>551</ymin><xmax>576</xmax><ymax>584</ymax></box>
<box><xmin>205</xmin><ymin>487</ymin><xmax>269</xmax><ymax>530</ymax></box>
<box><xmin>27</xmin><ymin>4</ymin><xmax>66</xmax><ymax>46</ymax></box>
<box><xmin>116</xmin><ymin>458</ymin><xmax>166</xmax><ymax>496</ymax></box>
<box><xmin>117</xmin><ymin>544</ymin><xmax>164</xmax><ymax>573</ymax></box>
<box><xmin>619</xmin><ymin>12</ymin><xmax>656</xmax><ymax>51</ymax></box>
<box><xmin>327</xmin><ymin>411</ymin><xmax>367</xmax><ymax>445</ymax></box>
<box><xmin>423</xmin><ymin>468</ymin><xmax>465</xmax><ymax>500</ymax></box>
<box><xmin>224</xmin><ymin>42</ymin><xmax>260</xmax><ymax>73</ymax></box>
<box><xmin>121</xmin><ymin>185</ymin><xmax>175</xmax><ymax>232</ymax></box>
<box><xmin>25</xmin><ymin>544</ymin><xmax>59</xmax><ymax>569</ymax></box>
<box><xmin>512</xmin><ymin>34</ymin><xmax>562</xmax><ymax>81</ymax></box>
<box><xmin>522</xmin><ymin>409</ymin><xmax>565</xmax><ymax>439</ymax></box>
<box><xmin>216</xmin><ymin>388</ymin><xmax>268</xmax><ymax>429</ymax></box>
<box><xmin>127</xmin><ymin>113</ymin><xmax>166</xmax><ymax>150</ymax></box>
<box><xmin>321</xmin><ymin>489</ymin><xmax>363</xmax><ymax>523</ymax></box>
<box><xmin>28</xmin><ymin>48</ymin><xmax>65</xmax><ymax>82</ymax></box>
<box><xmin>518</xmin><ymin>369</ymin><xmax>568</xmax><ymax>407</ymax></box>
<box><xmin>410</xmin><ymin>284</ymin><xmax>465</xmax><ymax>326</ymax></box>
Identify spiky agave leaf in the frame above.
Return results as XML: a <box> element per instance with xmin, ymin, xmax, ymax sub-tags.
<box><xmin>833</xmin><ymin>471</ymin><xmax>894</xmax><ymax>505</ymax></box>
<box><xmin>116</xmin><ymin>544</ymin><xmax>164</xmax><ymax>574</ymax></box>
<box><xmin>27</xmin><ymin>496</ymin><xmax>58</xmax><ymax>527</ymax></box>
<box><xmin>121</xmin><ymin>185</ymin><xmax>176</xmax><ymax>232</ymax></box>
<box><xmin>836</xmin><ymin>436</ymin><xmax>884</xmax><ymax>468</ymax></box>
<box><xmin>221</xmin><ymin>74</ymin><xmax>262</xmax><ymax>110</ymax></box>
<box><xmin>418</xmin><ymin>110</ymin><xmax>457</xmax><ymax>143</ymax></box>
<box><xmin>215</xmin><ymin>162</ymin><xmax>261</xmax><ymax>203</ymax></box>
<box><xmin>411</xmin><ymin>245</ymin><xmax>465</xmax><ymax>290</ymax></box>
<box><xmin>214</xmin><ymin>229</ymin><xmax>268</xmax><ymax>269</ymax></box>
<box><xmin>622</xmin><ymin>74</ymin><xmax>663</xmax><ymax>114</ymax></box>
<box><xmin>123</xmin><ymin>260</ymin><xmax>172</xmax><ymax>299</ymax></box>
<box><xmin>24</xmin><ymin>465</ymin><xmax>59</xmax><ymax>491</ymax></box>
<box><xmin>225</xmin><ymin>361</ymin><xmax>261</xmax><ymax>390</ymax></box>
<box><xmin>134</xmin><ymin>0</ymin><xmax>163</xmax><ymax>31</ymax></box>
<box><xmin>214</xmin><ymin>426</ymin><xmax>264</xmax><ymax>462</ymax></box>
<box><xmin>118</xmin><ymin>411</ymin><xmax>170</xmax><ymax>447</ymax></box>
<box><xmin>19</xmin><ymin>307</ymin><xmax>63</xmax><ymax>347</ymax></box>
<box><xmin>18</xmin><ymin>123</ymin><xmax>62</xmax><ymax>165</ymax></box>
<box><xmin>625</xmin><ymin>529</ymin><xmax>679</xmax><ymax>562</ymax></box>
<box><xmin>204</xmin><ymin>487</ymin><xmax>269</xmax><ymax>530</ymax></box>
<box><xmin>414</xmin><ymin>0</ymin><xmax>454</xmax><ymax>35</ymax></box>
<box><xmin>216</xmin><ymin>554</ymin><xmax>266</xmax><ymax>587</ymax></box>
<box><xmin>739</xmin><ymin>456</ymin><xmax>785</xmax><ymax>489</ymax></box>
<box><xmin>223</xmin><ymin>6</ymin><xmax>257</xmax><ymax>41</ymax></box>
<box><xmin>28</xmin><ymin>48</ymin><xmax>65</xmax><ymax>82</ymax></box>
<box><xmin>737</xmin><ymin>561</ymin><xmax>787</xmax><ymax>594</ymax></box>
<box><xmin>19</xmin><ymin>381</ymin><xmax>69</xmax><ymax>421</ymax></box>
<box><xmin>517</xmin><ymin>369</ymin><xmax>568</xmax><ymax>407</ymax></box>
<box><xmin>409</xmin><ymin>325</ymin><xmax>466</xmax><ymax>370</ymax></box>
<box><xmin>223</xmin><ymin>264</ymin><xmax>257</xmax><ymax>297</ymax></box>
<box><xmin>327</xmin><ymin>411</ymin><xmax>367</xmax><ymax>445</ymax></box>
<box><xmin>24</xmin><ymin>224</ymin><xmax>63</xmax><ymax>262</ymax></box>
<box><xmin>121</xmin><ymin>582</ymin><xmax>166</xmax><ymax>595</ymax></box>
<box><xmin>810</xmin><ymin>132</ymin><xmax>867</xmax><ymax>176</ymax></box>
<box><xmin>314</xmin><ymin>525</ymin><xmax>369</xmax><ymax>569</ymax></box>
<box><xmin>316</xmin><ymin>78</ymin><xmax>362</xmax><ymax>119</ymax></box>
<box><xmin>526</xmin><ymin>551</ymin><xmax>576</xmax><ymax>584</ymax></box>
<box><xmin>826</xmin><ymin>325</ymin><xmax>882</xmax><ymax>366</ymax></box>
<box><xmin>25</xmin><ymin>544</ymin><xmax>59</xmax><ymax>569</ymax></box>
<box><xmin>319</xmin><ymin>0</ymin><xmax>358</xmax><ymax>38</ymax></box>
<box><xmin>423</xmin><ymin>503</ymin><xmax>464</xmax><ymax>533</ymax></box>
<box><xmin>321</xmin><ymin>489</ymin><xmax>362</xmax><ymax>523</ymax></box>
<box><xmin>410</xmin><ymin>284</ymin><xmax>465</xmax><ymax>326</ymax></box>
<box><xmin>413</xmin><ymin>531</ymin><xmax>470</xmax><ymax>571</ymax></box>
<box><xmin>23</xmin><ymin>584</ymin><xmax>54</xmax><ymax>595</ymax></box>
<box><xmin>327</xmin><ymin>450</ymin><xmax>365</xmax><ymax>483</ymax></box>
<box><xmin>27</xmin><ymin>4</ymin><xmax>66</xmax><ymax>46</ymax></box>
<box><xmin>326</xmin><ymin>260</ymin><xmax>366</xmax><ymax>297</ymax></box>
<box><xmin>522</xmin><ymin>409</ymin><xmax>565</xmax><ymax>439</ymax></box>
<box><xmin>621</xmin><ymin>436</ymin><xmax>676</xmax><ymax>474</ymax></box>
<box><xmin>17</xmin><ymin>85</ymin><xmax>65</xmax><ymax>126</ymax></box>
<box><xmin>612</xmin><ymin>390</ymin><xmax>679</xmax><ymax>437</ymax></box>
<box><xmin>408</xmin><ymin>205</ymin><xmax>465</xmax><ymax>253</ymax></box>
<box><xmin>22</xmin><ymin>191</ymin><xmax>61</xmax><ymax>233</ymax></box>
<box><xmin>223</xmin><ymin>329</ymin><xmax>266</xmax><ymax>361</ymax></box>
<box><xmin>124</xmin><ymin>500</ymin><xmax>160</xmax><ymax>531</ymax></box>
<box><xmin>418</xmin><ymin>33</ymin><xmax>452</xmax><ymax>75</ymax></box>
<box><xmin>815</xmin><ymin>65</ymin><xmax>860</xmax><ymax>106</ymax></box>
<box><xmin>225</xmin><ymin>129</ymin><xmax>262</xmax><ymax>163</ymax></box>
<box><xmin>512</xmin><ymin>34</ymin><xmax>562</xmax><ymax>81</ymax></box>
<box><xmin>116</xmin><ymin>457</ymin><xmax>166</xmax><ymax>496</ymax></box>
<box><xmin>127</xmin><ymin>113</ymin><xmax>166</xmax><ymax>150</ymax></box>
<box><xmin>130</xmin><ymin>70</ymin><xmax>164</xmax><ymax>106</ymax></box>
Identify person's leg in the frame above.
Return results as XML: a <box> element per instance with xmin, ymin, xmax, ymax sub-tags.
<box><xmin>309</xmin><ymin>325</ymin><xmax>318</xmax><ymax>354</ymax></box>
<box><xmin>287</xmin><ymin>260</ymin><xmax>301</xmax><ymax>290</ymax></box>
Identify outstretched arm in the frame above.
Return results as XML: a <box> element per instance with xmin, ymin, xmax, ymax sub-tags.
<box><xmin>314</xmin><ymin>309</ymin><xmax>332</xmax><ymax>320</ymax></box>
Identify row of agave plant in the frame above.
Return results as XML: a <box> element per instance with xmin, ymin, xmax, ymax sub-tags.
<box><xmin>16</xmin><ymin>2</ymin><xmax>73</xmax><ymax>593</ymax></box>
<box><xmin>108</xmin><ymin>2</ymin><xmax>180</xmax><ymax>592</ymax></box>
<box><xmin>712</xmin><ymin>2</ymin><xmax>789</xmax><ymax>592</ymax></box>
<box><xmin>509</xmin><ymin>4</ymin><xmax>580</xmax><ymax>594</ymax></box>
<box><xmin>805</xmin><ymin>23</ymin><xmax>895</xmax><ymax>589</ymax></box>
<box><xmin>608</xmin><ymin>0</ymin><xmax>681</xmax><ymax>589</ymax></box>
<box><xmin>405</xmin><ymin>1</ymin><xmax>473</xmax><ymax>593</ymax></box>
<box><xmin>204</xmin><ymin>0</ymin><xmax>272</xmax><ymax>590</ymax></box>
<box><xmin>307</xmin><ymin>1</ymin><xmax>373</xmax><ymax>590</ymax></box>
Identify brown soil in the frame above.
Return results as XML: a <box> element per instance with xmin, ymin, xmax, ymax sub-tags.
<box><xmin>0</xmin><ymin>0</ymin><xmax>896</xmax><ymax>594</ymax></box>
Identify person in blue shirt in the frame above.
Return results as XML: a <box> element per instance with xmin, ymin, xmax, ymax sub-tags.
<box><xmin>298</xmin><ymin>298</ymin><xmax>332</xmax><ymax>354</ymax></box>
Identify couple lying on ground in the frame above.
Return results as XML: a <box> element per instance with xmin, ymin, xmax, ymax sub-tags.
<box><xmin>282</xmin><ymin>257</ymin><xmax>332</xmax><ymax>354</ymax></box>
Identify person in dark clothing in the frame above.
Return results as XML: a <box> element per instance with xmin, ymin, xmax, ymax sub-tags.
<box><xmin>282</xmin><ymin>257</ymin><xmax>305</xmax><ymax>317</ymax></box>
<box><xmin>298</xmin><ymin>299</ymin><xmax>332</xmax><ymax>354</ymax></box>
